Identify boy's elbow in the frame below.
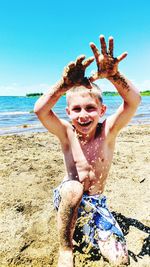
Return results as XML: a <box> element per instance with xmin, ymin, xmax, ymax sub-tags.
<box><xmin>34</xmin><ymin>102</ymin><xmax>44</xmax><ymax>117</ymax></box>
<box><xmin>126</xmin><ymin>92</ymin><xmax>141</xmax><ymax>111</ymax></box>
<box><xmin>135</xmin><ymin>93</ymin><xmax>142</xmax><ymax>106</ymax></box>
<box><xmin>34</xmin><ymin>103</ymin><xmax>50</xmax><ymax>121</ymax></box>
<box><xmin>132</xmin><ymin>91</ymin><xmax>141</xmax><ymax>108</ymax></box>
<box><xmin>34</xmin><ymin>103</ymin><xmax>40</xmax><ymax>115</ymax></box>
<box><xmin>34</xmin><ymin>107</ymin><xmax>44</xmax><ymax>121</ymax></box>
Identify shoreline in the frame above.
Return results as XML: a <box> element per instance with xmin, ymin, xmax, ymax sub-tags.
<box><xmin>0</xmin><ymin>124</ymin><xmax>150</xmax><ymax>266</ymax></box>
<box><xmin>0</xmin><ymin>123</ymin><xmax>47</xmax><ymax>136</ymax></box>
<box><xmin>0</xmin><ymin>120</ymin><xmax>150</xmax><ymax>136</ymax></box>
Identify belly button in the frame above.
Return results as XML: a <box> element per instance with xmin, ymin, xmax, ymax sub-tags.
<box><xmin>89</xmin><ymin>185</ymin><xmax>95</xmax><ymax>190</ymax></box>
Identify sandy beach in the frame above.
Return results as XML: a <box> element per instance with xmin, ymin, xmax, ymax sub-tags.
<box><xmin>0</xmin><ymin>124</ymin><xmax>149</xmax><ymax>267</ymax></box>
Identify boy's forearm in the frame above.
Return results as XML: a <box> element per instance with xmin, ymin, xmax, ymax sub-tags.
<box><xmin>107</xmin><ymin>72</ymin><xmax>141</xmax><ymax>107</ymax></box>
<box><xmin>34</xmin><ymin>79</ymin><xmax>68</xmax><ymax>115</ymax></box>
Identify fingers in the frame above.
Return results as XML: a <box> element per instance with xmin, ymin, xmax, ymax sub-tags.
<box><xmin>90</xmin><ymin>42</ymin><xmax>100</xmax><ymax>64</ymax></box>
<box><xmin>89</xmin><ymin>72</ymin><xmax>99</xmax><ymax>82</ymax></box>
<box><xmin>66</xmin><ymin>55</ymin><xmax>88</xmax><ymax>70</ymax></box>
<box><xmin>100</xmin><ymin>35</ymin><xmax>107</xmax><ymax>55</ymax></box>
<box><xmin>67</xmin><ymin>61</ymin><xmax>75</xmax><ymax>69</ymax></box>
<box><xmin>117</xmin><ymin>52</ymin><xmax>128</xmax><ymax>62</ymax></box>
<box><xmin>67</xmin><ymin>55</ymin><xmax>94</xmax><ymax>71</ymax></box>
<box><xmin>108</xmin><ymin>36</ymin><xmax>114</xmax><ymax>57</ymax></box>
<box><xmin>76</xmin><ymin>55</ymin><xmax>86</xmax><ymax>65</ymax></box>
<box><xmin>83</xmin><ymin>56</ymin><xmax>95</xmax><ymax>68</ymax></box>
<box><xmin>63</xmin><ymin>61</ymin><xmax>75</xmax><ymax>77</ymax></box>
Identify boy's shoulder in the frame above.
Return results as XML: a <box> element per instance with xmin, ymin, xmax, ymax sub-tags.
<box><xmin>96</xmin><ymin>119</ymin><xmax>117</xmax><ymax>146</ymax></box>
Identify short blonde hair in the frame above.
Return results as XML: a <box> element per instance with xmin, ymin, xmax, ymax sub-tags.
<box><xmin>66</xmin><ymin>83</ymin><xmax>103</xmax><ymax>105</ymax></box>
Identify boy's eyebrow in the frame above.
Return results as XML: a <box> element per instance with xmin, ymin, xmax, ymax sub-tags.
<box><xmin>86</xmin><ymin>103</ymin><xmax>97</xmax><ymax>107</ymax></box>
<box><xmin>71</xmin><ymin>104</ymin><xmax>81</xmax><ymax>108</ymax></box>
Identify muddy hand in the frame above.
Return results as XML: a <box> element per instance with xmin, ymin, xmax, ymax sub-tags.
<box><xmin>62</xmin><ymin>55</ymin><xmax>94</xmax><ymax>89</ymax></box>
<box><xmin>89</xmin><ymin>35</ymin><xmax>128</xmax><ymax>81</ymax></box>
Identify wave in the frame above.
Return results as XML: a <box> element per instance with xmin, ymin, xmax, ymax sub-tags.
<box><xmin>134</xmin><ymin>113</ymin><xmax>150</xmax><ymax>118</ymax></box>
<box><xmin>0</xmin><ymin>123</ymin><xmax>45</xmax><ymax>136</ymax></box>
<box><xmin>0</xmin><ymin>111</ymin><xmax>30</xmax><ymax>115</ymax></box>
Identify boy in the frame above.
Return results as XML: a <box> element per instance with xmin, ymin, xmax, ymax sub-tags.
<box><xmin>34</xmin><ymin>35</ymin><xmax>141</xmax><ymax>266</ymax></box>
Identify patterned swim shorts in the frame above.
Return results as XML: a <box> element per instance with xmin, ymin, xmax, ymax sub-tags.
<box><xmin>53</xmin><ymin>183</ymin><xmax>125</xmax><ymax>250</ymax></box>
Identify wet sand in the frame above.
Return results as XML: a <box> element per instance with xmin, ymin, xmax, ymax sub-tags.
<box><xmin>0</xmin><ymin>124</ymin><xmax>149</xmax><ymax>266</ymax></box>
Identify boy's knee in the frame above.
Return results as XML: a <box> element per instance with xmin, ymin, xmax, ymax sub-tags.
<box><xmin>113</xmin><ymin>254</ymin><xmax>129</xmax><ymax>266</ymax></box>
<box><xmin>60</xmin><ymin>181</ymin><xmax>84</xmax><ymax>206</ymax></box>
<box><xmin>99</xmin><ymin>238</ymin><xmax>129</xmax><ymax>266</ymax></box>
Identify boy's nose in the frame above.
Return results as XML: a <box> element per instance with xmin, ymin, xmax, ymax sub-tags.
<box><xmin>79</xmin><ymin>109</ymin><xmax>88</xmax><ymax>120</ymax></box>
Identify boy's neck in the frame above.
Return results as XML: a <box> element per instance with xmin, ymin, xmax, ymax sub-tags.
<box><xmin>75</xmin><ymin>128</ymin><xmax>96</xmax><ymax>144</ymax></box>
<box><xmin>73</xmin><ymin>123</ymin><xmax>103</xmax><ymax>144</ymax></box>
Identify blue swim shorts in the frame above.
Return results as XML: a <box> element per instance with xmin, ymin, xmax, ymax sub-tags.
<box><xmin>53</xmin><ymin>183</ymin><xmax>125</xmax><ymax>250</ymax></box>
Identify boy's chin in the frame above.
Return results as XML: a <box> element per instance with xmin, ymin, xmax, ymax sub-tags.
<box><xmin>73</xmin><ymin>121</ymin><xmax>98</xmax><ymax>136</ymax></box>
<box><xmin>76</xmin><ymin>126</ymin><xmax>95</xmax><ymax>136</ymax></box>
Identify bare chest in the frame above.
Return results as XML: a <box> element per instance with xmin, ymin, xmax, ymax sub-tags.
<box><xmin>81</xmin><ymin>138</ymin><xmax>113</xmax><ymax>177</ymax></box>
<box><xmin>62</xmin><ymin>125</ymin><xmax>115</xmax><ymax>191</ymax></box>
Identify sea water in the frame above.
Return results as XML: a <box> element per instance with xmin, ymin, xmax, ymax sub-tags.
<box><xmin>0</xmin><ymin>95</ymin><xmax>149</xmax><ymax>135</ymax></box>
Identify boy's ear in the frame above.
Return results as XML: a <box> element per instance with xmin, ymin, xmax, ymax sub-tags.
<box><xmin>66</xmin><ymin>106</ymin><xmax>70</xmax><ymax>116</ymax></box>
<box><xmin>99</xmin><ymin>104</ymin><xmax>107</xmax><ymax>117</ymax></box>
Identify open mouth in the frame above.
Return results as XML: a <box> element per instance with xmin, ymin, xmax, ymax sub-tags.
<box><xmin>78</xmin><ymin>121</ymin><xmax>92</xmax><ymax>127</ymax></box>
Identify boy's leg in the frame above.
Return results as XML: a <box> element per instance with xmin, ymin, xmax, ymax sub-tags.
<box><xmin>74</xmin><ymin>194</ymin><xmax>129</xmax><ymax>266</ymax></box>
<box><xmin>96</xmin><ymin>212</ymin><xmax>129</xmax><ymax>266</ymax></box>
<box><xmin>98</xmin><ymin>225</ymin><xmax>129</xmax><ymax>266</ymax></box>
<box><xmin>57</xmin><ymin>180</ymin><xmax>84</xmax><ymax>267</ymax></box>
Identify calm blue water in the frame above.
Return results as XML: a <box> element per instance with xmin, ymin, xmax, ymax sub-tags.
<box><xmin>0</xmin><ymin>95</ymin><xmax>149</xmax><ymax>135</ymax></box>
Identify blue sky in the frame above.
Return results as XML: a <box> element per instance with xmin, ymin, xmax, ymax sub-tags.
<box><xmin>0</xmin><ymin>0</ymin><xmax>149</xmax><ymax>96</ymax></box>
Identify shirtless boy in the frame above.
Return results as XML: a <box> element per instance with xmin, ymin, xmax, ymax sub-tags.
<box><xmin>34</xmin><ymin>35</ymin><xmax>141</xmax><ymax>266</ymax></box>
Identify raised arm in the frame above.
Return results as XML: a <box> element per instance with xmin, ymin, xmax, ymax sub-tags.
<box><xmin>89</xmin><ymin>35</ymin><xmax>141</xmax><ymax>136</ymax></box>
<box><xmin>34</xmin><ymin>55</ymin><xmax>94</xmax><ymax>142</ymax></box>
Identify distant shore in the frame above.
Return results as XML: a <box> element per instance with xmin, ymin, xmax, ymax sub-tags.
<box><xmin>26</xmin><ymin>93</ymin><xmax>43</xmax><ymax>97</ymax></box>
<box><xmin>25</xmin><ymin>91</ymin><xmax>150</xmax><ymax>97</ymax></box>
<box><xmin>0</xmin><ymin>124</ymin><xmax>150</xmax><ymax>266</ymax></box>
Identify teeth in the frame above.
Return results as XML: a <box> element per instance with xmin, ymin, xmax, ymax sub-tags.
<box><xmin>79</xmin><ymin>121</ymin><xmax>92</xmax><ymax>126</ymax></box>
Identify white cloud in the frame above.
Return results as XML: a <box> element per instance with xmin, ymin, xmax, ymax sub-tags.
<box><xmin>0</xmin><ymin>83</ymin><xmax>50</xmax><ymax>96</ymax></box>
<box><xmin>130</xmin><ymin>79</ymin><xmax>150</xmax><ymax>92</ymax></box>
<box><xmin>96</xmin><ymin>79</ymin><xmax>150</xmax><ymax>92</ymax></box>
<box><xmin>138</xmin><ymin>80</ymin><xmax>150</xmax><ymax>91</ymax></box>
<box><xmin>95</xmin><ymin>80</ymin><xmax>117</xmax><ymax>92</ymax></box>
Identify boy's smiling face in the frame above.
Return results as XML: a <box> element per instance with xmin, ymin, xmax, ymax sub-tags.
<box><xmin>66</xmin><ymin>90</ymin><xmax>106</xmax><ymax>140</ymax></box>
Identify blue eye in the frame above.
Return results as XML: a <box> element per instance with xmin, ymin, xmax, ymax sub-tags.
<box><xmin>86</xmin><ymin>106</ymin><xmax>96</xmax><ymax>111</ymax></box>
<box><xmin>72</xmin><ymin>107</ymin><xmax>81</xmax><ymax>112</ymax></box>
